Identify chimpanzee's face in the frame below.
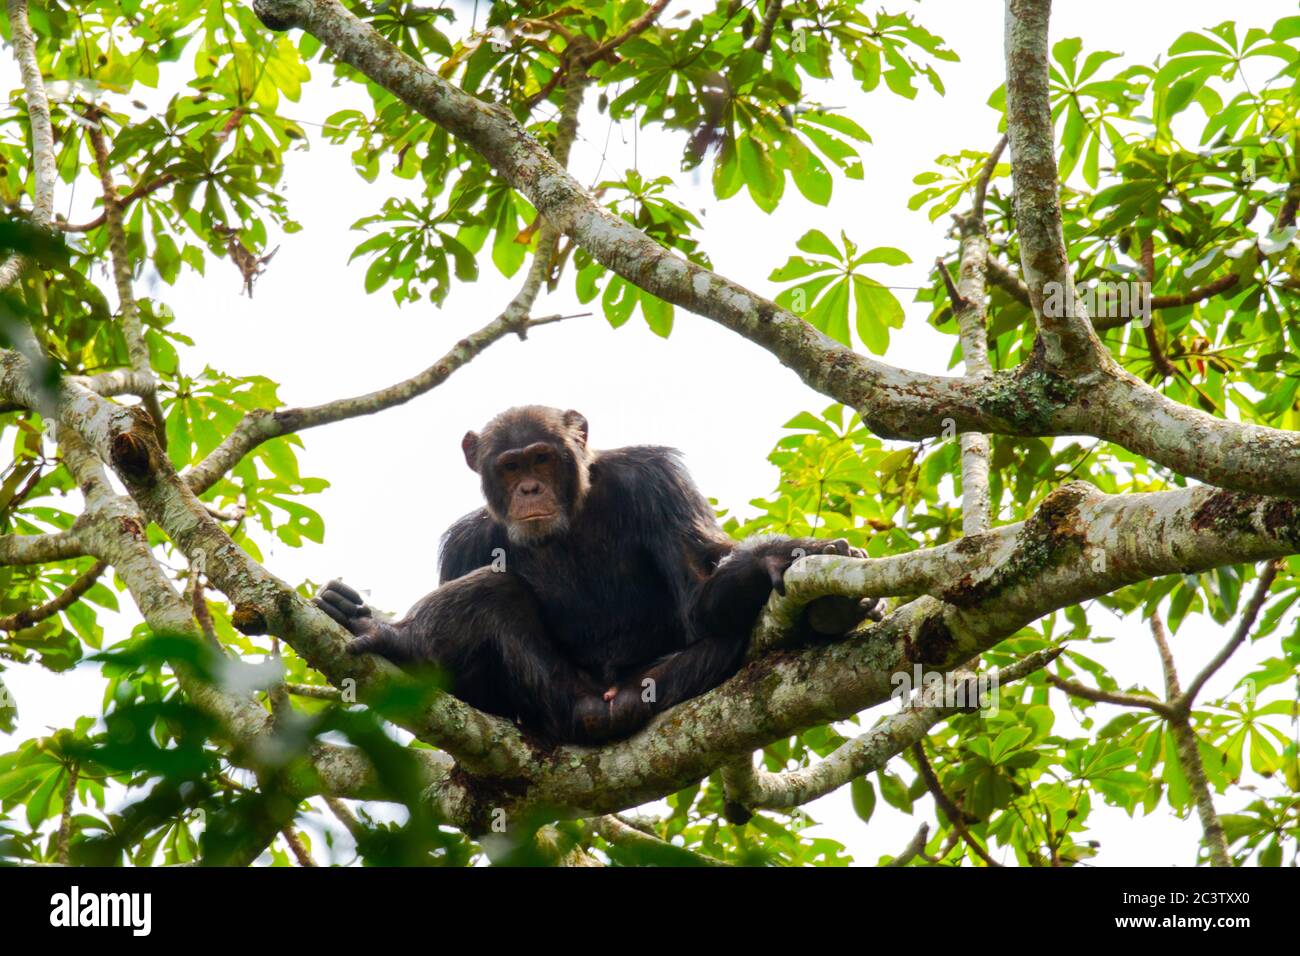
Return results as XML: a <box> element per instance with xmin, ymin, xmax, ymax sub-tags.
<box><xmin>462</xmin><ymin>406</ymin><xmax>590</xmax><ymax>545</ymax></box>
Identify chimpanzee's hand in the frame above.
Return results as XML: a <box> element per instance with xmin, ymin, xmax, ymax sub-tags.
<box><xmin>762</xmin><ymin>537</ymin><xmax>867</xmax><ymax>596</ymax></box>
<box><xmin>314</xmin><ymin>580</ymin><xmax>376</xmax><ymax>638</ymax></box>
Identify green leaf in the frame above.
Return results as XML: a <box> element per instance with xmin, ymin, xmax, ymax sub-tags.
<box><xmin>850</xmin><ymin>776</ymin><xmax>876</xmax><ymax>823</ymax></box>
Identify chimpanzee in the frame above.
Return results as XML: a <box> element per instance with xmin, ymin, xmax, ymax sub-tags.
<box><xmin>315</xmin><ymin>406</ymin><xmax>874</xmax><ymax>744</ymax></box>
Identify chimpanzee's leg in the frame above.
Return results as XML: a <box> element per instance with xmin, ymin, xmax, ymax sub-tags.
<box><xmin>315</xmin><ymin>571</ymin><xmax>605</xmax><ymax>742</ymax></box>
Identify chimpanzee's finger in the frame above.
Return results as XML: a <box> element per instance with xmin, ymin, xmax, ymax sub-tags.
<box><xmin>319</xmin><ymin>589</ymin><xmax>362</xmax><ymax>619</ymax></box>
<box><xmin>324</xmin><ymin>579</ymin><xmax>363</xmax><ymax>604</ymax></box>
<box><xmin>763</xmin><ymin>554</ymin><xmax>788</xmax><ymax>596</ymax></box>
<box><xmin>313</xmin><ymin>596</ymin><xmax>349</xmax><ymax>626</ymax></box>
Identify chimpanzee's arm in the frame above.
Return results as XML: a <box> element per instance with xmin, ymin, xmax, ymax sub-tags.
<box><xmin>437</xmin><ymin>508</ymin><xmax>508</xmax><ymax>585</ymax></box>
<box><xmin>315</xmin><ymin>575</ymin><xmax>616</xmax><ymax>742</ymax></box>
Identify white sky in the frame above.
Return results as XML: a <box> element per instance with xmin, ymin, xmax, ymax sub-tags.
<box><xmin>4</xmin><ymin>0</ymin><xmax>1298</xmax><ymax>865</ymax></box>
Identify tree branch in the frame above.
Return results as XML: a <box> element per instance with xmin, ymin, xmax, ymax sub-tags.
<box><xmin>55</xmin><ymin>174</ymin><xmax>176</xmax><ymax>233</ymax></box>
<box><xmin>1003</xmin><ymin>0</ymin><xmax>1103</xmax><ymax>370</ymax></box>
<box><xmin>752</xmin><ymin>0</ymin><xmax>783</xmax><ymax>54</ymax></box>
<box><xmin>588</xmin><ymin>814</ymin><xmax>729</xmax><ymax>866</ymax></box>
<box><xmin>84</xmin><ymin>113</ymin><xmax>169</xmax><ymax>449</ymax></box>
<box><xmin>1180</xmin><ymin>559</ymin><xmax>1280</xmax><ymax>709</ymax></box>
<box><xmin>914</xmin><ymin>742</ymin><xmax>1001</xmax><ymax>866</ymax></box>
<box><xmin>0</xmin><ymin>0</ymin><xmax>56</xmax><ymax>292</ymax></box>
<box><xmin>884</xmin><ymin>823</ymin><xmax>930</xmax><ymax>866</ymax></box>
<box><xmin>723</xmin><ymin>648</ymin><xmax>1058</xmax><ymax>812</ymax></box>
<box><xmin>183</xmin><ymin>310</ymin><xmax>579</xmax><ymax>495</ymax></box>
<box><xmin>971</xmin><ymin>134</ymin><xmax>1007</xmax><ymax>223</ymax></box>
<box><xmin>0</xmin><ymin>529</ymin><xmax>87</xmax><ymax>566</ymax></box>
<box><xmin>990</xmin><ymin>254</ymin><xmax>1243</xmax><ymax>325</ymax></box>
<box><xmin>587</xmin><ymin>0</ymin><xmax>670</xmax><ymax>62</ymax></box>
<box><xmin>1149</xmin><ymin>614</ymin><xmax>1231</xmax><ymax>867</ymax></box>
<box><xmin>57</xmin><ymin>763</ymin><xmax>78</xmax><ymax>865</ymax></box>
<box><xmin>1045</xmin><ymin>673</ymin><xmax>1173</xmax><ymax>717</ymax></box>
<box><xmin>280</xmin><ymin>826</ymin><xmax>317</xmax><ymax>866</ymax></box>
<box><xmin>0</xmin><ymin>559</ymin><xmax>107</xmax><ymax>631</ymax></box>
<box><xmin>245</xmin><ymin>0</ymin><xmax>1300</xmax><ymax>498</ymax></box>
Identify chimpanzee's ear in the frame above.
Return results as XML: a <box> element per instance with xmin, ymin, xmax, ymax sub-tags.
<box><xmin>562</xmin><ymin>409</ymin><xmax>588</xmax><ymax>446</ymax></box>
<box><xmin>461</xmin><ymin>431</ymin><xmax>480</xmax><ymax>472</ymax></box>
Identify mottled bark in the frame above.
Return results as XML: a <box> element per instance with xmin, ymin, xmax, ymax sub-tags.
<box><xmin>238</xmin><ymin>0</ymin><xmax>1300</xmax><ymax>498</ymax></box>
<box><xmin>1003</xmin><ymin>0</ymin><xmax>1103</xmax><ymax>370</ymax></box>
<box><xmin>723</xmin><ymin>649</ymin><xmax>1058</xmax><ymax>811</ymax></box>
<box><xmin>0</xmin><ymin>0</ymin><xmax>56</xmax><ymax>291</ymax></box>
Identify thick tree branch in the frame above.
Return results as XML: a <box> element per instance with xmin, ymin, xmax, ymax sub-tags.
<box><xmin>723</xmin><ymin>648</ymin><xmax>1058</xmax><ymax>812</ymax></box>
<box><xmin>58</xmin><ymin>428</ymin><xmax>443</xmax><ymax>814</ymax></box>
<box><xmin>243</xmin><ymin>0</ymin><xmax>1300</xmax><ymax>498</ymax></box>
<box><xmin>0</xmin><ymin>528</ymin><xmax>86</xmax><ymax>566</ymax></box>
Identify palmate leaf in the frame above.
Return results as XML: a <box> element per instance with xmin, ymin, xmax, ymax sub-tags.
<box><xmin>770</xmin><ymin>230</ymin><xmax>910</xmax><ymax>353</ymax></box>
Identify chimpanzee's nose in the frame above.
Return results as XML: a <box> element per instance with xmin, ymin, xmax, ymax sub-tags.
<box><xmin>519</xmin><ymin>479</ymin><xmax>542</xmax><ymax>496</ymax></box>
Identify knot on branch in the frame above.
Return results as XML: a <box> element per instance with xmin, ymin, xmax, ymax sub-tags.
<box><xmin>232</xmin><ymin>604</ymin><xmax>269</xmax><ymax>636</ymax></box>
<box><xmin>252</xmin><ymin>0</ymin><xmax>298</xmax><ymax>32</ymax></box>
<box><xmin>907</xmin><ymin>615</ymin><xmax>956</xmax><ymax>667</ymax></box>
<box><xmin>942</xmin><ymin>481</ymin><xmax>1095</xmax><ymax>611</ymax></box>
<box><xmin>109</xmin><ymin>431</ymin><xmax>153</xmax><ymax>483</ymax></box>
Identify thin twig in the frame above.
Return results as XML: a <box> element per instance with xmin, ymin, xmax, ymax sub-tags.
<box><xmin>56</xmin><ymin>174</ymin><xmax>175</xmax><ymax>233</ymax></box>
<box><xmin>1180</xmin><ymin>559</ymin><xmax>1280</xmax><ymax>710</ymax></box>
<box><xmin>1149</xmin><ymin>613</ymin><xmax>1231</xmax><ymax>867</ymax></box>
<box><xmin>913</xmin><ymin>742</ymin><xmax>1000</xmax><ymax>866</ymax></box>
<box><xmin>1045</xmin><ymin>672</ymin><xmax>1174</xmax><ymax>718</ymax></box>
<box><xmin>57</xmin><ymin>764</ymin><xmax>78</xmax><ymax>865</ymax></box>
<box><xmin>884</xmin><ymin>822</ymin><xmax>930</xmax><ymax>867</ymax></box>
<box><xmin>280</xmin><ymin>826</ymin><xmax>317</xmax><ymax>866</ymax></box>
<box><xmin>0</xmin><ymin>559</ymin><xmax>107</xmax><ymax>631</ymax></box>
<box><xmin>971</xmin><ymin>134</ymin><xmax>1008</xmax><ymax>222</ymax></box>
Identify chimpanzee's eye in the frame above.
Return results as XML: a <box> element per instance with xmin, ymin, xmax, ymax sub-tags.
<box><xmin>535</xmin><ymin>451</ymin><xmax>550</xmax><ymax>465</ymax></box>
<box><xmin>503</xmin><ymin>461</ymin><xmax>518</xmax><ymax>473</ymax></box>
